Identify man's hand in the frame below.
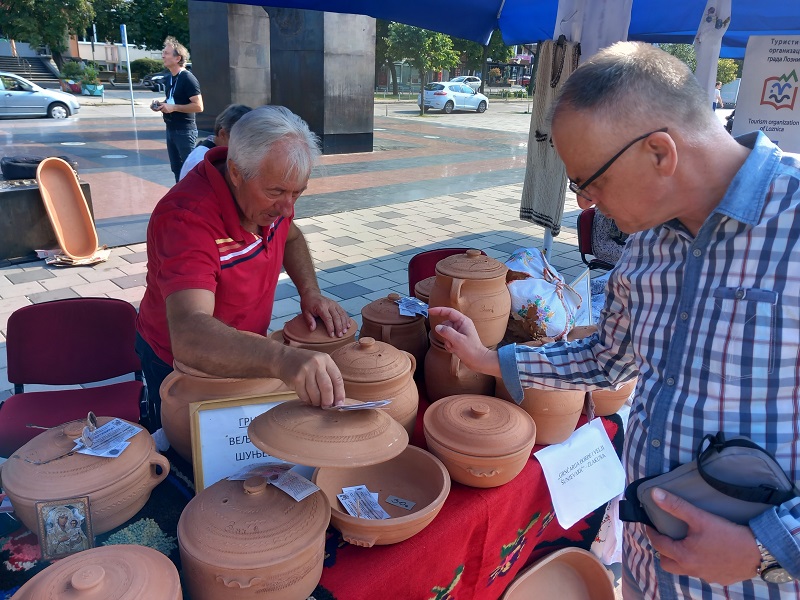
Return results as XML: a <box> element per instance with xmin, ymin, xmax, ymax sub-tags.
<box><xmin>300</xmin><ymin>292</ymin><xmax>350</xmax><ymax>337</ymax></box>
<box><xmin>428</xmin><ymin>306</ymin><xmax>500</xmax><ymax>376</ymax></box>
<box><xmin>158</xmin><ymin>103</ymin><xmax>175</xmax><ymax>114</ymax></box>
<box><xmin>277</xmin><ymin>347</ymin><xmax>346</xmax><ymax>408</ymax></box>
<box><xmin>646</xmin><ymin>487</ymin><xmax>762</xmax><ymax>586</ymax></box>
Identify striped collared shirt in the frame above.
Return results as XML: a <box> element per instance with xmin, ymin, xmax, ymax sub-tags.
<box><xmin>499</xmin><ymin>131</ymin><xmax>800</xmax><ymax>599</ymax></box>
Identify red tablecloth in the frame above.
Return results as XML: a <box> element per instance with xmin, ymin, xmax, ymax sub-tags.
<box><xmin>317</xmin><ymin>396</ymin><xmax>623</xmax><ymax>600</ymax></box>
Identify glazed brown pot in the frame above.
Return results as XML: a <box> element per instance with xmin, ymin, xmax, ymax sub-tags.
<box><xmin>423</xmin><ymin>394</ymin><xmax>536</xmax><ymax>488</ymax></box>
<box><xmin>331</xmin><ymin>337</ymin><xmax>419</xmax><ymax>436</ymax></box>
<box><xmin>178</xmin><ymin>476</ymin><xmax>330</xmax><ymax>600</ymax></box>
<box><xmin>160</xmin><ymin>366</ymin><xmax>289</xmax><ymax>463</ymax></box>
<box><xmin>2</xmin><ymin>417</ymin><xmax>169</xmax><ymax>535</ymax></box>
<box><xmin>281</xmin><ymin>314</ymin><xmax>357</xmax><ymax>354</ymax></box>
<box><xmin>10</xmin><ymin>544</ymin><xmax>182</xmax><ymax>599</ymax></box>
<box><xmin>424</xmin><ymin>332</ymin><xmax>495</xmax><ymax>402</ymax></box>
<box><xmin>360</xmin><ymin>293</ymin><xmax>428</xmax><ymax>367</ymax></box>
<box><xmin>312</xmin><ymin>445</ymin><xmax>450</xmax><ymax>547</ymax></box>
<box><xmin>428</xmin><ymin>249</ymin><xmax>511</xmax><ymax>347</ymax></box>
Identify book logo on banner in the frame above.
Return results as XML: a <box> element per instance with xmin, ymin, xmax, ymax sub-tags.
<box><xmin>760</xmin><ymin>70</ymin><xmax>798</xmax><ymax>111</ymax></box>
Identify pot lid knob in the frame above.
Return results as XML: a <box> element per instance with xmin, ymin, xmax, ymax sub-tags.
<box><xmin>470</xmin><ymin>403</ymin><xmax>490</xmax><ymax>417</ymax></box>
<box><xmin>358</xmin><ymin>337</ymin><xmax>376</xmax><ymax>349</ymax></box>
<box><xmin>243</xmin><ymin>476</ymin><xmax>267</xmax><ymax>494</ymax></box>
<box><xmin>466</xmin><ymin>249</ymin><xmax>482</xmax><ymax>259</ymax></box>
<box><xmin>71</xmin><ymin>565</ymin><xmax>105</xmax><ymax>591</ymax></box>
<box><xmin>387</xmin><ymin>293</ymin><xmax>401</xmax><ymax>301</ymax></box>
<box><xmin>63</xmin><ymin>422</ymin><xmax>84</xmax><ymax>438</ymax></box>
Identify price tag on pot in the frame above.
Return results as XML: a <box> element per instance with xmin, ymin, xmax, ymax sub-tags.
<box><xmin>338</xmin><ymin>487</ymin><xmax>390</xmax><ymax>520</ymax></box>
<box><xmin>386</xmin><ymin>495</ymin><xmax>416</xmax><ymax>511</ymax></box>
<box><xmin>268</xmin><ymin>470</ymin><xmax>320</xmax><ymax>502</ymax></box>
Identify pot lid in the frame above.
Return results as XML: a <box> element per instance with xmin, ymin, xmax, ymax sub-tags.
<box><xmin>248</xmin><ymin>399</ymin><xmax>408</xmax><ymax>467</ymax></box>
<box><xmin>331</xmin><ymin>337</ymin><xmax>412</xmax><ymax>383</ymax></box>
<box><xmin>423</xmin><ymin>394</ymin><xmax>535</xmax><ymax>457</ymax></box>
<box><xmin>435</xmin><ymin>249</ymin><xmax>508</xmax><ymax>281</ymax></box>
<box><xmin>2</xmin><ymin>417</ymin><xmax>153</xmax><ymax>500</ymax></box>
<box><xmin>282</xmin><ymin>314</ymin><xmax>358</xmax><ymax>346</ymax></box>
<box><xmin>11</xmin><ymin>545</ymin><xmax>181</xmax><ymax>600</ymax></box>
<box><xmin>178</xmin><ymin>476</ymin><xmax>330</xmax><ymax>570</ymax></box>
<box><xmin>361</xmin><ymin>293</ymin><xmax>421</xmax><ymax>325</ymax></box>
<box><xmin>414</xmin><ymin>276</ymin><xmax>436</xmax><ymax>300</ymax></box>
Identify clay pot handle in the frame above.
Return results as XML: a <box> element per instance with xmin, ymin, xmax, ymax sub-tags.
<box><xmin>449</xmin><ymin>353</ymin><xmax>461</xmax><ymax>378</ymax></box>
<box><xmin>158</xmin><ymin>370</ymin><xmax>183</xmax><ymax>399</ymax></box>
<box><xmin>466</xmin><ymin>467</ymin><xmax>500</xmax><ymax>478</ymax></box>
<box><xmin>148</xmin><ymin>452</ymin><xmax>170</xmax><ymax>487</ymax></box>
<box><xmin>343</xmin><ymin>533</ymin><xmax>379</xmax><ymax>547</ymax></box>
<box><xmin>381</xmin><ymin>324</ymin><xmax>392</xmax><ymax>344</ymax></box>
<box><xmin>215</xmin><ymin>575</ymin><xmax>267</xmax><ymax>588</ymax></box>
<box><xmin>448</xmin><ymin>277</ymin><xmax>465</xmax><ymax>311</ymax></box>
<box><xmin>404</xmin><ymin>351</ymin><xmax>417</xmax><ymax>375</ymax></box>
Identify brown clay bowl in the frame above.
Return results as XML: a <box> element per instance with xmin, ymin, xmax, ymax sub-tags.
<box><xmin>312</xmin><ymin>445</ymin><xmax>450</xmax><ymax>547</ymax></box>
<box><xmin>588</xmin><ymin>377</ymin><xmax>637</xmax><ymax>416</ymax></box>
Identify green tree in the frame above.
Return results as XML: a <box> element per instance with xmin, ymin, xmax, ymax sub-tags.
<box><xmin>0</xmin><ymin>0</ymin><xmax>94</xmax><ymax>68</ymax></box>
<box><xmin>388</xmin><ymin>23</ymin><xmax>460</xmax><ymax>115</ymax></box>
<box><xmin>716</xmin><ymin>58</ymin><xmax>738</xmax><ymax>84</ymax></box>
<box><xmin>125</xmin><ymin>0</ymin><xmax>188</xmax><ymax>50</ymax></box>
<box><xmin>656</xmin><ymin>43</ymin><xmax>697</xmax><ymax>72</ymax></box>
<box><xmin>375</xmin><ymin>19</ymin><xmax>400</xmax><ymax>95</ymax></box>
<box><xmin>91</xmin><ymin>0</ymin><xmax>129</xmax><ymax>43</ymax></box>
<box><xmin>451</xmin><ymin>30</ymin><xmax>512</xmax><ymax>74</ymax></box>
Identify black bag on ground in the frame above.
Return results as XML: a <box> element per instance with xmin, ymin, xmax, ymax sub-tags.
<box><xmin>1</xmin><ymin>155</ymin><xmax>79</xmax><ymax>180</ymax></box>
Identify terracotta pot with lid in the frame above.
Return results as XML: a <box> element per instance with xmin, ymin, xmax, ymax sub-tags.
<box><xmin>428</xmin><ymin>249</ymin><xmax>511</xmax><ymax>347</ymax></box>
<box><xmin>11</xmin><ymin>544</ymin><xmax>182</xmax><ymax>600</ymax></box>
<box><xmin>2</xmin><ymin>417</ymin><xmax>169</xmax><ymax>535</ymax></box>
<box><xmin>360</xmin><ymin>293</ymin><xmax>428</xmax><ymax>366</ymax></box>
<box><xmin>281</xmin><ymin>314</ymin><xmax>357</xmax><ymax>355</ymax></box>
<box><xmin>331</xmin><ymin>337</ymin><xmax>419</xmax><ymax>436</ymax></box>
<box><xmin>413</xmin><ymin>276</ymin><xmax>436</xmax><ymax>305</ymax></box>
<box><xmin>178</xmin><ymin>475</ymin><xmax>330</xmax><ymax>600</ymax></box>
<box><xmin>424</xmin><ymin>332</ymin><xmax>495</xmax><ymax>402</ymax></box>
<box><xmin>423</xmin><ymin>394</ymin><xmax>536</xmax><ymax>488</ymax></box>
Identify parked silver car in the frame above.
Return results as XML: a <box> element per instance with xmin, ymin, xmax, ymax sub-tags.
<box><xmin>418</xmin><ymin>82</ymin><xmax>489</xmax><ymax>114</ymax></box>
<box><xmin>0</xmin><ymin>72</ymin><xmax>80</xmax><ymax>119</ymax></box>
<box><xmin>449</xmin><ymin>75</ymin><xmax>481</xmax><ymax>91</ymax></box>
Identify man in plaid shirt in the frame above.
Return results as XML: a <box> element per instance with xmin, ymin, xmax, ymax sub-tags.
<box><xmin>431</xmin><ymin>41</ymin><xmax>800</xmax><ymax>599</ymax></box>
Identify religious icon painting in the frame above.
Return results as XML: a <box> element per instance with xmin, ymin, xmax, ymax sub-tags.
<box><xmin>35</xmin><ymin>496</ymin><xmax>94</xmax><ymax>561</ymax></box>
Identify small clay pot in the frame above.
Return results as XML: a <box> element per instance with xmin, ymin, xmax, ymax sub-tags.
<box><xmin>331</xmin><ymin>337</ymin><xmax>419</xmax><ymax>436</ymax></box>
<box><xmin>2</xmin><ymin>417</ymin><xmax>169</xmax><ymax>535</ymax></box>
<box><xmin>281</xmin><ymin>314</ymin><xmax>357</xmax><ymax>355</ymax></box>
<box><xmin>424</xmin><ymin>332</ymin><xmax>495</xmax><ymax>402</ymax></box>
<box><xmin>588</xmin><ymin>378</ymin><xmax>637</xmax><ymax>417</ymax></box>
<box><xmin>10</xmin><ymin>545</ymin><xmax>183</xmax><ymax>600</ymax></box>
<box><xmin>423</xmin><ymin>394</ymin><xmax>536</xmax><ymax>488</ymax></box>
<box><xmin>312</xmin><ymin>445</ymin><xmax>450</xmax><ymax>547</ymax></box>
<box><xmin>413</xmin><ymin>276</ymin><xmax>436</xmax><ymax>305</ymax></box>
<box><xmin>360</xmin><ymin>293</ymin><xmax>428</xmax><ymax>367</ymax></box>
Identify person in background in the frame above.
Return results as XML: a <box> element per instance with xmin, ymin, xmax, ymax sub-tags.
<box><xmin>714</xmin><ymin>81</ymin><xmax>724</xmax><ymax>110</ymax></box>
<box><xmin>150</xmin><ymin>36</ymin><xmax>203</xmax><ymax>183</ymax></box>
<box><xmin>432</xmin><ymin>41</ymin><xmax>800</xmax><ymax>599</ymax></box>
<box><xmin>179</xmin><ymin>104</ymin><xmax>252</xmax><ymax>180</ymax></box>
<box><xmin>136</xmin><ymin>106</ymin><xmax>350</xmax><ymax>432</ymax></box>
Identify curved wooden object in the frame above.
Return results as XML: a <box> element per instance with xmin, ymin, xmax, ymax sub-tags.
<box><xmin>36</xmin><ymin>157</ymin><xmax>97</xmax><ymax>260</ymax></box>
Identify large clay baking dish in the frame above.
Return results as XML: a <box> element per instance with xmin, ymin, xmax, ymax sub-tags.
<box><xmin>10</xmin><ymin>544</ymin><xmax>182</xmax><ymax>599</ymax></box>
<box><xmin>2</xmin><ymin>417</ymin><xmax>169</xmax><ymax>535</ymax></box>
<box><xmin>312</xmin><ymin>445</ymin><xmax>450</xmax><ymax>547</ymax></box>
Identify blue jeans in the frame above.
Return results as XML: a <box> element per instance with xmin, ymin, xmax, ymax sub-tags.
<box><xmin>135</xmin><ymin>332</ymin><xmax>173</xmax><ymax>432</ymax></box>
<box><xmin>166</xmin><ymin>127</ymin><xmax>197</xmax><ymax>183</ymax></box>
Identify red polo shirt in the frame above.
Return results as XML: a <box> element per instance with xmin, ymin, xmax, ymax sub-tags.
<box><xmin>136</xmin><ymin>146</ymin><xmax>292</xmax><ymax>366</ymax></box>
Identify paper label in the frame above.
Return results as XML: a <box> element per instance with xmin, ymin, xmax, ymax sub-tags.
<box><xmin>385</xmin><ymin>495</ymin><xmax>416</xmax><ymax>511</ymax></box>
<box><xmin>270</xmin><ymin>470</ymin><xmax>320</xmax><ymax>502</ymax></box>
<box><xmin>74</xmin><ymin>419</ymin><xmax>142</xmax><ymax>458</ymax></box>
<box><xmin>337</xmin><ymin>486</ymin><xmax>390</xmax><ymax>519</ymax></box>
<box><xmin>228</xmin><ymin>462</ymin><xmax>292</xmax><ymax>481</ymax></box>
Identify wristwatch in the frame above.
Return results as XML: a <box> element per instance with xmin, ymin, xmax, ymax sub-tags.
<box><xmin>755</xmin><ymin>538</ymin><xmax>795</xmax><ymax>584</ymax></box>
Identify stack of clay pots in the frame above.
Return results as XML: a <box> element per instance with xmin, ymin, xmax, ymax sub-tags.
<box><xmin>425</xmin><ymin>249</ymin><xmax>510</xmax><ymax>401</ymax></box>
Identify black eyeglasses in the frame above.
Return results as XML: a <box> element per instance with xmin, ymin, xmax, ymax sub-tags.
<box><xmin>568</xmin><ymin>127</ymin><xmax>668</xmax><ymax>201</ymax></box>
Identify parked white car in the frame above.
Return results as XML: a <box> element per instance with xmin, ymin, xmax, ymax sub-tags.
<box><xmin>0</xmin><ymin>72</ymin><xmax>80</xmax><ymax>119</ymax></box>
<box><xmin>449</xmin><ymin>75</ymin><xmax>481</xmax><ymax>91</ymax></box>
<box><xmin>418</xmin><ymin>82</ymin><xmax>489</xmax><ymax>114</ymax></box>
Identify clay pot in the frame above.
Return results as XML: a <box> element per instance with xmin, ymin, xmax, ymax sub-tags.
<box><xmin>360</xmin><ymin>293</ymin><xmax>428</xmax><ymax>367</ymax></box>
<box><xmin>248</xmin><ymin>399</ymin><xmax>409</xmax><ymax>467</ymax></box>
<box><xmin>588</xmin><ymin>378</ymin><xmax>637</xmax><ymax>417</ymax></box>
<box><xmin>2</xmin><ymin>417</ymin><xmax>169</xmax><ymax>535</ymax></box>
<box><xmin>160</xmin><ymin>366</ymin><xmax>289</xmax><ymax>463</ymax></box>
<box><xmin>423</xmin><ymin>394</ymin><xmax>536</xmax><ymax>488</ymax></box>
<box><xmin>331</xmin><ymin>337</ymin><xmax>419</xmax><ymax>436</ymax></box>
<box><xmin>178</xmin><ymin>476</ymin><xmax>330</xmax><ymax>600</ymax></box>
<box><xmin>281</xmin><ymin>314</ymin><xmax>357</xmax><ymax>354</ymax></box>
<box><xmin>428</xmin><ymin>249</ymin><xmax>511</xmax><ymax>347</ymax></box>
<box><xmin>424</xmin><ymin>332</ymin><xmax>495</xmax><ymax>402</ymax></box>
<box><xmin>501</xmin><ymin>547</ymin><xmax>615</xmax><ymax>600</ymax></box>
<box><xmin>10</xmin><ymin>544</ymin><xmax>182</xmax><ymax>599</ymax></box>
<box><xmin>312</xmin><ymin>445</ymin><xmax>450</xmax><ymax>547</ymax></box>
<box><xmin>413</xmin><ymin>276</ymin><xmax>436</xmax><ymax>304</ymax></box>
<box><xmin>566</xmin><ymin>325</ymin><xmax>598</xmax><ymax>342</ymax></box>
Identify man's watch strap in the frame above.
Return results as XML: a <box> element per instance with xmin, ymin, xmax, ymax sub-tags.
<box><xmin>755</xmin><ymin>537</ymin><xmax>795</xmax><ymax>584</ymax></box>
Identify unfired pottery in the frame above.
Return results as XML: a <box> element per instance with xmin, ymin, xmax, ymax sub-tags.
<box><xmin>423</xmin><ymin>394</ymin><xmax>536</xmax><ymax>488</ymax></box>
<box><xmin>424</xmin><ymin>332</ymin><xmax>495</xmax><ymax>402</ymax></box>
<box><xmin>360</xmin><ymin>293</ymin><xmax>428</xmax><ymax>367</ymax></box>
<box><xmin>331</xmin><ymin>337</ymin><xmax>419</xmax><ymax>436</ymax></box>
<box><xmin>2</xmin><ymin>417</ymin><xmax>169</xmax><ymax>535</ymax></box>
<box><xmin>501</xmin><ymin>547</ymin><xmax>615</xmax><ymax>600</ymax></box>
<box><xmin>281</xmin><ymin>314</ymin><xmax>357</xmax><ymax>354</ymax></box>
<box><xmin>178</xmin><ymin>476</ymin><xmax>330</xmax><ymax>600</ymax></box>
<box><xmin>312</xmin><ymin>445</ymin><xmax>450</xmax><ymax>547</ymax></box>
<box><xmin>248</xmin><ymin>399</ymin><xmax>409</xmax><ymax>467</ymax></box>
<box><xmin>428</xmin><ymin>249</ymin><xmax>511</xmax><ymax>347</ymax></box>
<box><xmin>587</xmin><ymin>378</ymin><xmax>637</xmax><ymax>417</ymax></box>
<box><xmin>10</xmin><ymin>544</ymin><xmax>182</xmax><ymax>600</ymax></box>
<box><xmin>413</xmin><ymin>276</ymin><xmax>436</xmax><ymax>305</ymax></box>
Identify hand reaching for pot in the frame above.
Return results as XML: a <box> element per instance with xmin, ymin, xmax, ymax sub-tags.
<box><xmin>429</xmin><ymin>307</ymin><xmax>501</xmax><ymax>377</ymax></box>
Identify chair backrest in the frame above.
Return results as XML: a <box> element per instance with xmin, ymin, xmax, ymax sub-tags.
<box><xmin>577</xmin><ymin>208</ymin><xmax>626</xmax><ymax>271</ymax></box>
<box><xmin>576</xmin><ymin>208</ymin><xmax>597</xmax><ymax>265</ymax></box>
<box><xmin>407</xmin><ymin>248</ymin><xmax>486</xmax><ymax>295</ymax></box>
<box><xmin>7</xmin><ymin>298</ymin><xmax>142</xmax><ymax>387</ymax></box>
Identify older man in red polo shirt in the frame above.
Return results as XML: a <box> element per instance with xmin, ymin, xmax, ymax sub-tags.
<box><xmin>136</xmin><ymin>106</ymin><xmax>350</xmax><ymax>431</ymax></box>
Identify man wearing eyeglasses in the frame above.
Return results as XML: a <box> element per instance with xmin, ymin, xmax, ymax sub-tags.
<box><xmin>431</xmin><ymin>41</ymin><xmax>800</xmax><ymax>599</ymax></box>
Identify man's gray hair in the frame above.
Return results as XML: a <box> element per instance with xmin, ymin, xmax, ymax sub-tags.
<box><xmin>228</xmin><ymin>106</ymin><xmax>321</xmax><ymax>181</ymax></box>
<box><xmin>214</xmin><ymin>104</ymin><xmax>252</xmax><ymax>136</ymax></box>
<box><xmin>551</xmin><ymin>42</ymin><xmax>718</xmax><ymax>142</ymax></box>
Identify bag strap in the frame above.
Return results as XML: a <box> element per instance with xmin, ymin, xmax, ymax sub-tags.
<box><xmin>695</xmin><ymin>432</ymin><xmax>798</xmax><ymax>506</ymax></box>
